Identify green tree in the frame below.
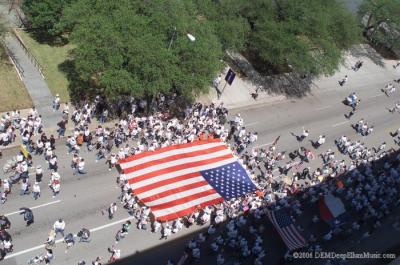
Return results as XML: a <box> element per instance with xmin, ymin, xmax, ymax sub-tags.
<box><xmin>359</xmin><ymin>0</ymin><xmax>400</xmax><ymax>51</ymax></box>
<box><xmin>62</xmin><ymin>0</ymin><xmax>223</xmax><ymax>101</ymax></box>
<box><xmin>22</xmin><ymin>0</ymin><xmax>74</xmax><ymax>40</ymax></box>
<box><xmin>248</xmin><ymin>0</ymin><xmax>361</xmax><ymax>76</ymax></box>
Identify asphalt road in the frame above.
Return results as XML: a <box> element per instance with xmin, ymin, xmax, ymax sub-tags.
<box><xmin>1</xmin><ymin>58</ymin><xmax>400</xmax><ymax>265</ymax></box>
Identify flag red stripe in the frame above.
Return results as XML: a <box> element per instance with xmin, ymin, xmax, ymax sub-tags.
<box><xmin>156</xmin><ymin>197</ymin><xmax>224</xmax><ymax>221</ymax></box>
<box><xmin>268</xmin><ymin>211</ymin><xmax>295</xmax><ymax>249</ymax></box>
<box><xmin>150</xmin><ymin>189</ymin><xmax>217</xmax><ymax>211</ymax></box>
<box><xmin>131</xmin><ymin>172</ymin><xmax>201</xmax><ymax>194</ymax></box>
<box><xmin>267</xmin><ymin>211</ymin><xmax>306</xmax><ymax>250</ymax></box>
<box><xmin>129</xmin><ymin>154</ymin><xmax>233</xmax><ymax>184</ymax></box>
<box><xmin>123</xmin><ymin>145</ymin><xmax>227</xmax><ymax>174</ymax></box>
<box><xmin>281</xmin><ymin>227</ymin><xmax>298</xmax><ymax>250</ymax></box>
<box><xmin>140</xmin><ymin>181</ymin><xmax>209</xmax><ymax>203</ymax></box>
<box><xmin>119</xmin><ymin>139</ymin><xmax>222</xmax><ymax>164</ymax></box>
<box><xmin>289</xmin><ymin>226</ymin><xmax>307</xmax><ymax>246</ymax></box>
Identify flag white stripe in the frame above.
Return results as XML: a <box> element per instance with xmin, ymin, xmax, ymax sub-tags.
<box><xmin>134</xmin><ymin>176</ymin><xmax>205</xmax><ymax>197</ymax></box>
<box><xmin>120</xmin><ymin>142</ymin><xmax>225</xmax><ymax>169</ymax></box>
<box><xmin>270</xmin><ymin>212</ymin><xmax>295</xmax><ymax>249</ymax></box>
<box><xmin>145</xmin><ymin>185</ymin><xmax>214</xmax><ymax>206</ymax></box>
<box><xmin>152</xmin><ymin>193</ymin><xmax>222</xmax><ymax>218</ymax></box>
<box><xmin>269</xmin><ymin>210</ymin><xmax>306</xmax><ymax>250</ymax></box>
<box><xmin>281</xmin><ymin>227</ymin><xmax>298</xmax><ymax>250</ymax></box>
<box><xmin>128</xmin><ymin>149</ymin><xmax>232</xmax><ymax>178</ymax></box>
<box><xmin>132</xmin><ymin>157</ymin><xmax>237</xmax><ymax>189</ymax></box>
<box><xmin>288</xmin><ymin>226</ymin><xmax>306</xmax><ymax>247</ymax></box>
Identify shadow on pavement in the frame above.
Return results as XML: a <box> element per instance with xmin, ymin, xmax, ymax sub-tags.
<box><xmin>226</xmin><ymin>51</ymin><xmax>312</xmax><ymax>99</ymax></box>
<box><xmin>349</xmin><ymin>45</ymin><xmax>386</xmax><ymax>68</ymax></box>
<box><xmin>114</xmin><ymin>148</ymin><xmax>400</xmax><ymax>265</ymax></box>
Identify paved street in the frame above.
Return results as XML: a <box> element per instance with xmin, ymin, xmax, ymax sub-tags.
<box><xmin>0</xmin><ymin>54</ymin><xmax>400</xmax><ymax>265</ymax></box>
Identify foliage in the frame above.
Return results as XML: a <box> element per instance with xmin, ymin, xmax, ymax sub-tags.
<box><xmin>26</xmin><ymin>0</ymin><xmax>362</xmax><ymax>100</ymax></box>
<box><xmin>22</xmin><ymin>0</ymin><xmax>74</xmax><ymax>41</ymax></box>
<box><xmin>359</xmin><ymin>0</ymin><xmax>400</xmax><ymax>51</ymax></box>
<box><xmin>61</xmin><ymin>0</ymin><xmax>223</xmax><ymax>100</ymax></box>
<box><xmin>247</xmin><ymin>0</ymin><xmax>359</xmax><ymax>76</ymax></box>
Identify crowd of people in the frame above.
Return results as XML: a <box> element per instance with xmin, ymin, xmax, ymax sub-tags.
<box><xmin>0</xmin><ymin>60</ymin><xmax>399</xmax><ymax>264</ymax></box>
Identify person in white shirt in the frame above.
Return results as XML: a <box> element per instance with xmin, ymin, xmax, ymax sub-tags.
<box><xmin>161</xmin><ymin>225</ymin><xmax>172</xmax><ymax>240</ymax></box>
<box><xmin>32</xmin><ymin>182</ymin><xmax>41</xmax><ymax>200</ymax></box>
<box><xmin>108</xmin><ymin>246</ymin><xmax>121</xmax><ymax>262</ymax></box>
<box><xmin>53</xmin><ymin>219</ymin><xmax>66</xmax><ymax>237</ymax></box>
<box><xmin>74</xmin><ymin>158</ymin><xmax>86</xmax><ymax>175</ymax></box>
<box><xmin>53</xmin><ymin>94</ymin><xmax>60</xmax><ymax>111</ymax></box>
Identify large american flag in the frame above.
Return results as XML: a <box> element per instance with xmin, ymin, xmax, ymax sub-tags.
<box><xmin>267</xmin><ymin>208</ymin><xmax>307</xmax><ymax>250</ymax></box>
<box><xmin>118</xmin><ymin>139</ymin><xmax>257</xmax><ymax>221</ymax></box>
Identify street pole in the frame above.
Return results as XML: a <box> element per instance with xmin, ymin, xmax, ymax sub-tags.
<box><xmin>218</xmin><ymin>81</ymin><xmax>228</xmax><ymax>99</ymax></box>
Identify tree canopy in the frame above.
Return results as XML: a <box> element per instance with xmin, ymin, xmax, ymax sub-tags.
<box><xmin>24</xmin><ymin>0</ymin><xmax>361</xmax><ymax>101</ymax></box>
<box><xmin>358</xmin><ymin>0</ymin><xmax>400</xmax><ymax>51</ymax></box>
<box><xmin>61</xmin><ymin>0</ymin><xmax>222</xmax><ymax>100</ymax></box>
<box><xmin>22</xmin><ymin>0</ymin><xmax>74</xmax><ymax>40</ymax></box>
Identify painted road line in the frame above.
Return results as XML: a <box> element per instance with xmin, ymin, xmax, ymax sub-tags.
<box><xmin>256</xmin><ymin>142</ymin><xmax>274</xmax><ymax>148</ymax></box>
<box><xmin>315</xmin><ymin>105</ymin><xmax>332</xmax><ymax>111</ymax></box>
<box><xmin>246</xmin><ymin>121</ymin><xmax>259</xmax><ymax>127</ymax></box>
<box><xmin>370</xmin><ymin>94</ymin><xmax>384</xmax><ymax>98</ymax></box>
<box><xmin>5</xmin><ymin>200</ymin><xmax>61</xmax><ymax>217</ymax></box>
<box><xmin>5</xmin><ymin>216</ymin><xmax>132</xmax><ymax>259</ymax></box>
<box><xmin>332</xmin><ymin>121</ymin><xmax>349</xmax><ymax>127</ymax></box>
<box><xmin>90</xmin><ymin>216</ymin><xmax>132</xmax><ymax>232</ymax></box>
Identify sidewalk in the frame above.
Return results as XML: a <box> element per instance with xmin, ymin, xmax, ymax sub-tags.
<box><xmin>198</xmin><ymin>66</ymin><xmax>286</xmax><ymax>109</ymax></box>
<box><xmin>0</xmin><ymin>3</ymin><xmax>62</xmax><ymax>127</ymax></box>
<box><xmin>199</xmin><ymin>44</ymin><xmax>400</xmax><ymax>110</ymax></box>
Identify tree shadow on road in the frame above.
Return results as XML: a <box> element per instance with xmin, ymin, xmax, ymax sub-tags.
<box><xmin>58</xmin><ymin>58</ymin><xmax>97</xmax><ymax>106</ymax></box>
<box><xmin>226</xmin><ymin>52</ymin><xmax>312</xmax><ymax>99</ymax></box>
<box><xmin>349</xmin><ymin>44</ymin><xmax>386</xmax><ymax>68</ymax></box>
<box><xmin>113</xmin><ymin>148</ymin><xmax>400</xmax><ymax>265</ymax></box>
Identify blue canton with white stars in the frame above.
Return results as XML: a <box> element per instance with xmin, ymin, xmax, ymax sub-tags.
<box><xmin>200</xmin><ymin>161</ymin><xmax>257</xmax><ymax>200</ymax></box>
<box><xmin>273</xmin><ymin>208</ymin><xmax>293</xmax><ymax>227</ymax></box>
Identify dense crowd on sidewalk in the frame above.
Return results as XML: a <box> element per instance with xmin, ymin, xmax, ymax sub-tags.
<box><xmin>0</xmin><ymin>62</ymin><xmax>400</xmax><ymax>264</ymax></box>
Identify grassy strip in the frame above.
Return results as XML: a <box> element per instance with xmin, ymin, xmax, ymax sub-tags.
<box><xmin>0</xmin><ymin>45</ymin><xmax>33</xmax><ymax>112</ymax></box>
<box><xmin>15</xmin><ymin>29</ymin><xmax>72</xmax><ymax>102</ymax></box>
